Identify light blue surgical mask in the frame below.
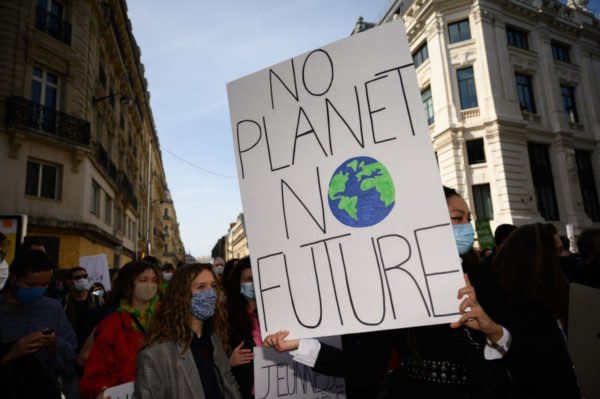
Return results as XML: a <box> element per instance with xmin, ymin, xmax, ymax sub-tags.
<box><xmin>240</xmin><ymin>282</ymin><xmax>255</xmax><ymax>300</ymax></box>
<box><xmin>190</xmin><ymin>288</ymin><xmax>217</xmax><ymax>321</ymax></box>
<box><xmin>15</xmin><ymin>286</ymin><xmax>47</xmax><ymax>304</ymax></box>
<box><xmin>452</xmin><ymin>223</ymin><xmax>475</xmax><ymax>255</ymax></box>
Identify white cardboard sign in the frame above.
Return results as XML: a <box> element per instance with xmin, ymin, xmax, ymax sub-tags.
<box><xmin>104</xmin><ymin>381</ymin><xmax>134</xmax><ymax>399</ymax></box>
<box><xmin>254</xmin><ymin>337</ymin><xmax>346</xmax><ymax>399</ymax></box>
<box><xmin>79</xmin><ymin>254</ymin><xmax>111</xmax><ymax>291</ymax></box>
<box><xmin>227</xmin><ymin>21</ymin><xmax>463</xmax><ymax>339</ymax></box>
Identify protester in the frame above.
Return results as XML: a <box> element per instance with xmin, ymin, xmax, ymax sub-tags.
<box><xmin>134</xmin><ymin>263</ymin><xmax>241</xmax><ymax>399</ymax></box>
<box><xmin>160</xmin><ymin>263</ymin><xmax>175</xmax><ymax>293</ymax></box>
<box><xmin>483</xmin><ymin>223</ymin><xmax>580</xmax><ymax>397</ymax></box>
<box><xmin>576</xmin><ymin>228</ymin><xmax>600</xmax><ymax>288</ymax></box>
<box><xmin>264</xmin><ymin>186</ymin><xmax>511</xmax><ymax>398</ymax></box>
<box><xmin>0</xmin><ymin>249</ymin><xmax>78</xmax><ymax>398</ymax></box>
<box><xmin>64</xmin><ymin>266</ymin><xmax>99</xmax><ymax>347</ymax></box>
<box><xmin>479</xmin><ymin>223</ymin><xmax>516</xmax><ymax>271</ymax></box>
<box><xmin>213</xmin><ymin>256</ymin><xmax>225</xmax><ymax>278</ymax></box>
<box><xmin>90</xmin><ymin>282</ymin><xmax>106</xmax><ymax>307</ymax></box>
<box><xmin>225</xmin><ymin>257</ymin><xmax>259</xmax><ymax>399</ymax></box>
<box><xmin>80</xmin><ymin>261</ymin><xmax>161</xmax><ymax>399</ymax></box>
<box><xmin>0</xmin><ymin>233</ymin><xmax>9</xmax><ymax>292</ymax></box>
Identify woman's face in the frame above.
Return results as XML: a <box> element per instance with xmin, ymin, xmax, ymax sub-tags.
<box><xmin>135</xmin><ymin>268</ymin><xmax>158</xmax><ymax>285</ymax></box>
<box><xmin>191</xmin><ymin>269</ymin><xmax>217</xmax><ymax>295</ymax></box>
<box><xmin>240</xmin><ymin>267</ymin><xmax>253</xmax><ymax>284</ymax></box>
<box><xmin>447</xmin><ymin>194</ymin><xmax>471</xmax><ymax>225</ymax></box>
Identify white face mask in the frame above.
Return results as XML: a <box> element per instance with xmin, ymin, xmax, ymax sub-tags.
<box><xmin>0</xmin><ymin>259</ymin><xmax>8</xmax><ymax>291</ymax></box>
<box><xmin>74</xmin><ymin>278</ymin><xmax>90</xmax><ymax>292</ymax></box>
<box><xmin>214</xmin><ymin>265</ymin><xmax>224</xmax><ymax>276</ymax></box>
<box><xmin>162</xmin><ymin>272</ymin><xmax>173</xmax><ymax>281</ymax></box>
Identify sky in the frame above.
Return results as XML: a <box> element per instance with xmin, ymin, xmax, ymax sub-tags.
<box><xmin>127</xmin><ymin>0</ymin><xmax>600</xmax><ymax>258</ymax></box>
<box><xmin>127</xmin><ymin>0</ymin><xmax>391</xmax><ymax>257</ymax></box>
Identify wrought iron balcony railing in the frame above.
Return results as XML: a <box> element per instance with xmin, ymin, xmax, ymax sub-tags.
<box><xmin>35</xmin><ymin>7</ymin><xmax>71</xmax><ymax>45</ymax></box>
<box><xmin>6</xmin><ymin>97</ymin><xmax>90</xmax><ymax>147</ymax></box>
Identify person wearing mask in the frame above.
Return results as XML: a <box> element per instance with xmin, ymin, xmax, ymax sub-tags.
<box><xmin>483</xmin><ymin>223</ymin><xmax>580</xmax><ymax>397</ymax></box>
<box><xmin>213</xmin><ymin>257</ymin><xmax>225</xmax><ymax>279</ymax></box>
<box><xmin>90</xmin><ymin>282</ymin><xmax>106</xmax><ymax>307</ymax></box>
<box><xmin>64</xmin><ymin>267</ymin><xmax>99</xmax><ymax>348</ymax></box>
<box><xmin>264</xmin><ymin>186</ymin><xmax>511</xmax><ymax>398</ymax></box>
<box><xmin>0</xmin><ymin>233</ymin><xmax>9</xmax><ymax>292</ymax></box>
<box><xmin>225</xmin><ymin>257</ymin><xmax>259</xmax><ymax>399</ymax></box>
<box><xmin>0</xmin><ymin>249</ymin><xmax>78</xmax><ymax>398</ymax></box>
<box><xmin>160</xmin><ymin>263</ymin><xmax>175</xmax><ymax>293</ymax></box>
<box><xmin>80</xmin><ymin>261</ymin><xmax>161</xmax><ymax>399</ymax></box>
<box><xmin>134</xmin><ymin>263</ymin><xmax>241</xmax><ymax>399</ymax></box>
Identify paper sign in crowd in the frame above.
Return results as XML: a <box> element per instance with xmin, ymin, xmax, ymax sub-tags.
<box><xmin>80</xmin><ymin>253</ymin><xmax>112</xmax><ymax>291</ymax></box>
<box><xmin>228</xmin><ymin>21</ymin><xmax>464</xmax><ymax>340</ymax></box>
<box><xmin>254</xmin><ymin>337</ymin><xmax>346</xmax><ymax>399</ymax></box>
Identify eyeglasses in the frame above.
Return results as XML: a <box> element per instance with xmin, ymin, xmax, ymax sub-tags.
<box><xmin>73</xmin><ymin>275</ymin><xmax>88</xmax><ymax>280</ymax></box>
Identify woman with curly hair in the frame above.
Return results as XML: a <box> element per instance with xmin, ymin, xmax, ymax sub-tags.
<box><xmin>134</xmin><ymin>263</ymin><xmax>241</xmax><ymax>399</ymax></box>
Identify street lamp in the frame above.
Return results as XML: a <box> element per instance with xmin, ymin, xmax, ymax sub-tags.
<box><xmin>92</xmin><ymin>92</ymin><xmax>133</xmax><ymax>106</ymax></box>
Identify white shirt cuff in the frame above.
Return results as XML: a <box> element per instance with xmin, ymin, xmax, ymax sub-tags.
<box><xmin>484</xmin><ymin>326</ymin><xmax>511</xmax><ymax>360</ymax></box>
<box><xmin>290</xmin><ymin>338</ymin><xmax>321</xmax><ymax>368</ymax></box>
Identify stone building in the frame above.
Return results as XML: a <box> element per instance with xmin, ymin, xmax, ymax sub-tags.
<box><xmin>226</xmin><ymin>213</ymin><xmax>249</xmax><ymax>260</ymax></box>
<box><xmin>0</xmin><ymin>0</ymin><xmax>184</xmax><ymax>267</ymax></box>
<box><xmin>373</xmin><ymin>0</ymin><xmax>600</xmax><ymax>240</ymax></box>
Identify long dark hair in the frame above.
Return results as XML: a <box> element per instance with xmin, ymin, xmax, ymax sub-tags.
<box><xmin>109</xmin><ymin>261</ymin><xmax>161</xmax><ymax>307</ymax></box>
<box><xmin>225</xmin><ymin>257</ymin><xmax>253</xmax><ymax>348</ymax></box>
<box><xmin>492</xmin><ymin>223</ymin><xmax>569</xmax><ymax>323</ymax></box>
<box><xmin>146</xmin><ymin>263</ymin><xmax>228</xmax><ymax>351</ymax></box>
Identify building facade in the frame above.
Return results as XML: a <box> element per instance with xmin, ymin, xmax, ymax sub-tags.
<box><xmin>0</xmin><ymin>0</ymin><xmax>184</xmax><ymax>268</ymax></box>
<box><xmin>375</xmin><ymin>0</ymin><xmax>600</xmax><ymax>241</ymax></box>
<box><xmin>226</xmin><ymin>213</ymin><xmax>249</xmax><ymax>260</ymax></box>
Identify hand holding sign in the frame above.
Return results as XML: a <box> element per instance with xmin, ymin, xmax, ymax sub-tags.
<box><xmin>450</xmin><ymin>274</ymin><xmax>503</xmax><ymax>343</ymax></box>
<box><xmin>263</xmin><ymin>330</ymin><xmax>300</xmax><ymax>353</ymax></box>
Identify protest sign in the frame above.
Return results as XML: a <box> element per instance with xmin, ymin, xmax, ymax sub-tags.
<box><xmin>568</xmin><ymin>283</ymin><xmax>600</xmax><ymax>399</ymax></box>
<box><xmin>80</xmin><ymin>254</ymin><xmax>111</xmax><ymax>291</ymax></box>
<box><xmin>254</xmin><ymin>337</ymin><xmax>345</xmax><ymax>399</ymax></box>
<box><xmin>475</xmin><ymin>220</ymin><xmax>494</xmax><ymax>250</ymax></box>
<box><xmin>104</xmin><ymin>381</ymin><xmax>134</xmax><ymax>399</ymax></box>
<box><xmin>0</xmin><ymin>215</ymin><xmax>27</xmax><ymax>265</ymax></box>
<box><xmin>227</xmin><ymin>21</ymin><xmax>463</xmax><ymax>339</ymax></box>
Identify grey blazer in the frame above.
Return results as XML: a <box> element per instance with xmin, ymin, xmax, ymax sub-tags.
<box><xmin>133</xmin><ymin>334</ymin><xmax>242</xmax><ymax>399</ymax></box>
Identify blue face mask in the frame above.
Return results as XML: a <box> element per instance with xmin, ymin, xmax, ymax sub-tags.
<box><xmin>15</xmin><ymin>287</ymin><xmax>47</xmax><ymax>304</ymax></box>
<box><xmin>240</xmin><ymin>282</ymin><xmax>255</xmax><ymax>300</ymax></box>
<box><xmin>191</xmin><ymin>288</ymin><xmax>217</xmax><ymax>321</ymax></box>
<box><xmin>452</xmin><ymin>223</ymin><xmax>475</xmax><ymax>255</ymax></box>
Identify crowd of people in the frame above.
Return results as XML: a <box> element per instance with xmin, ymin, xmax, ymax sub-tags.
<box><xmin>0</xmin><ymin>187</ymin><xmax>599</xmax><ymax>398</ymax></box>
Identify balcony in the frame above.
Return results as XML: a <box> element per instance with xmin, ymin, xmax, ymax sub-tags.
<box><xmin>6</xmin><ymin>97</ymin><xmax>90</xmax><ymax>147</ymax></box>
<box><xmin>35</xmin><ymin>7</ymin><xmax>71</xmax><ymax>45</ymax></box>
<box><xmin>118</xmin><ymin>171</ymin><xmax>138</xmax><ymax>210</ymax></box>
<box><xmin>93</xmin><ymin>142</ymin><xmax>118</xmax><ymax>182</ymax></box>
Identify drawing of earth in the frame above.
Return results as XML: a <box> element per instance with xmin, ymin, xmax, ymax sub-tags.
<box><xmin>328</xmin><ymin>156</ymin><xmax>395</xmax><ymax>227</ymax></box>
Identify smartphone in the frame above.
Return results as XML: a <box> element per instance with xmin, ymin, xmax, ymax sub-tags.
<box><xmin>41</xmin><ymin>328</ymin><xmax>54</xmax><ymax>335</ymax></box>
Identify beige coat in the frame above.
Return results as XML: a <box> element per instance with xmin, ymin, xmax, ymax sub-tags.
<box><xmin>133</xmin><ymin>335</ymin><xmax>241</xmax><ymax>399</ymax></box>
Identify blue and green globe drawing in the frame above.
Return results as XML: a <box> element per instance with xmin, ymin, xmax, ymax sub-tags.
<box><xmin>328</xmin><ymin>156</ymin><xmax>395</xmax><ymax>227</ymax></box>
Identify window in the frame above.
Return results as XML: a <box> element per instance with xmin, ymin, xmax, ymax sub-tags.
<box><xmin>560</xmin><ymin>85</ymin><xmax>578</xmax><ymax>124</ymax></box>
<box><xmin>25</xmin><ymin>159</ymin><xmax>61</xmax><ymax>200</ymax></box>
<box><xmin>575</xmin><ymin>150</ymin><xmax>600</xmax><ymax>222</ymax></box>
<box><xmin>551</xmin><ymin>41</ymin><xmax>570</xmax><ymax>63</ymax></box>
<box><xmin>457</xmin><ymin>67</ymin><xmax>478</xmax><ymax>109</ymax></box>
<box><xmin>466</xmin><ymin>138</ymin><xmax>486</xmax><ymax>164</ymax></box>
<box><xmin>528</xmin><ymin>142</ymin><xmax>560</xmax><ymax>221</ymax></box>
<box><xmin>448</xmin><ymin>19</ymin><xmax>471</xmax><ymax>44</ymax></box>
<box><xmin>413</xmin><ymin>42</ymin><xmax>429</xmax><ymax>68</ymax></box>
<box><xmin>31</xmin><ymin>66</ymin><xmax>59</xmax><ymax>132</ymax></box>
<box><xmin>91</xmin><ymin>180</ymin><xmax>100</xmax><ymax>215</ymax></box>
<box><xmin>472</xmin><ymin>184</ymin><xmax>494</xmax><ymax>221</ymax></box>
<box><xmin>421</xmin><ymin>87</ymin><xmax>434</xmax><ymax>125</ymax></box>
<box><xmin>104</xmin><ymin>193</ymin><xmax>112</xmax><ymax>226</ymax></box>
<box><xmin>35</xmin><ymin>0</ymin><xmax>70</xmax><ymax>44</ymax></box>
<box><xmin>506</xmin><ymin>25</ymin><xmax>528</xmax><ymax>50</ymax></box>
<box><xmin>515</xmin><ymin>73</ymin><xmax>536</xmax><ymax>113</ymax></box>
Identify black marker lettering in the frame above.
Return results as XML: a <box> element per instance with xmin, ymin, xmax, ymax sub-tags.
<box><xmin>269</xmin><ymin>59</ymin><xmax>299</xmax><ymax>110</ymax></box>
<box><xmin>291</xmin><ymin>107</ymin><xmax>328</xmax><ymax>165</ymax></box>
<box><xmin>236</xmin><ymin>119</ymin><xmax>262</xmax><ymax>179</ymax></box>
<box><xmin>375</xmin><ymin>64</ymin><xmax>416</xmax><ymax>136</ymax></box>
<box><xmin>256</xmin><ymin>252</ymin><xmax>284</xmax><ymax>331</ymax></box>
<box><xmin>364</xmin><ymin>75</ymin><xmax>397</xmax><ymax>144</ymax></box>
<box><xmin>263</xmin><ymin>116</ymin><xmax>290</xmax><ymax>172</ymax></box>
<box><xmin>325</xmin><ymin>92</ymin><xmax>365</xmax><ymax>156</ymax></box>
<box><xmin>283</xmin><ymin>252</ymin><xmax>322</xmax><ymax>328</ymax></box>
<box><xmin>302</xmin><ymin>49</ymin><xmax>334</xmax><ymax>97</ymax></box>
